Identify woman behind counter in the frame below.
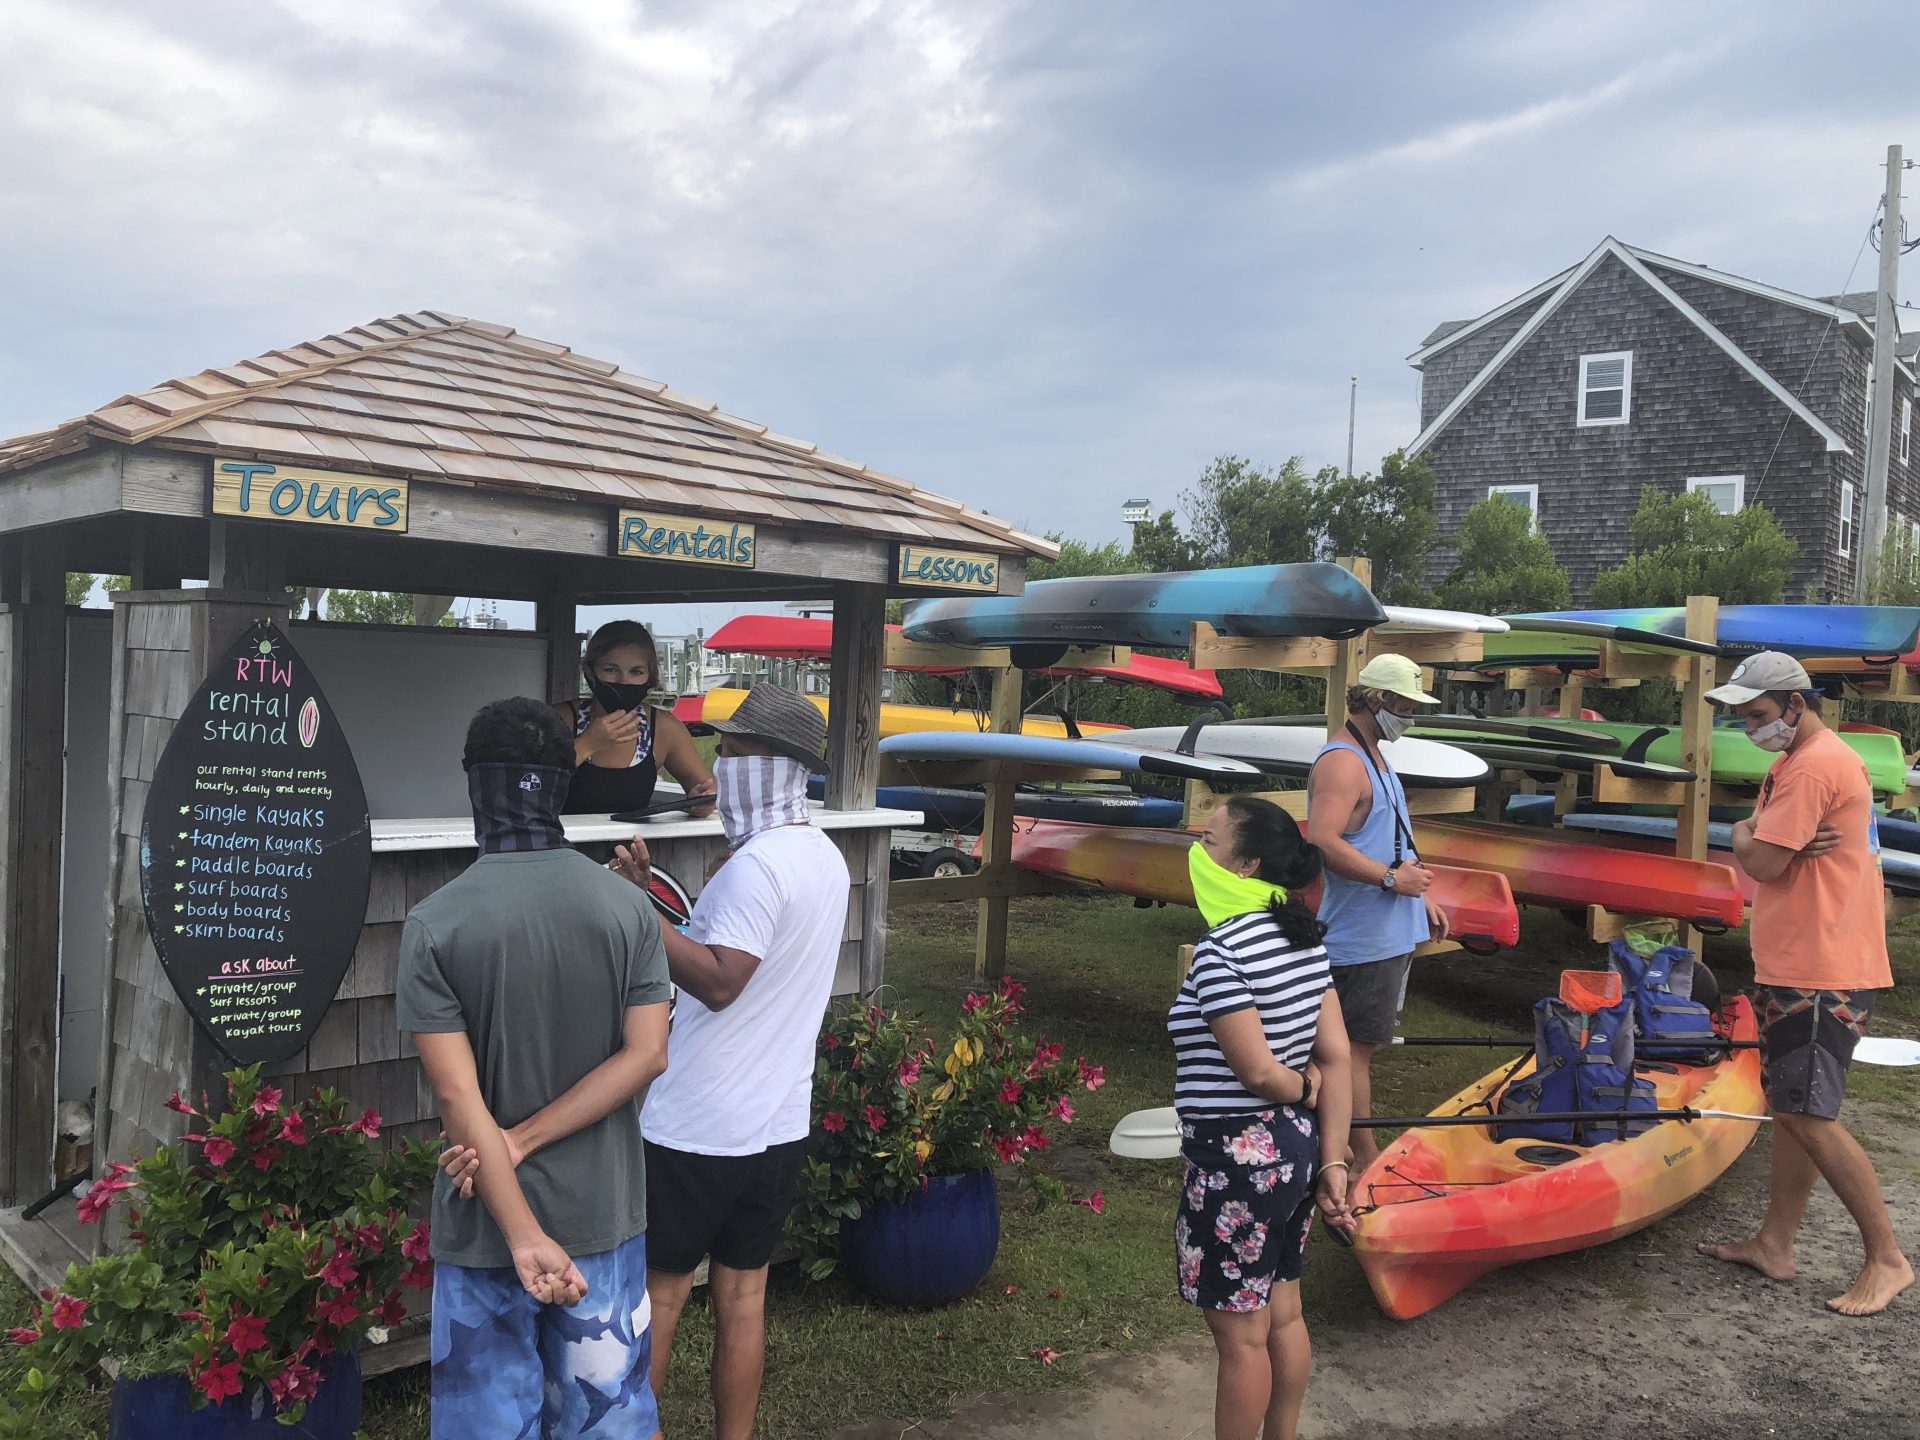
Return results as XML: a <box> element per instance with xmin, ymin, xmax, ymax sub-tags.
<box><xmin>556</xmin><ymin>620</ymin><xmax>716</xmax><ymax>815</ymax></box>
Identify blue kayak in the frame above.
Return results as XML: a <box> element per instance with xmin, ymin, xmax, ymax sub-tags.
<box><xmin>901</xmin><ymin>561</ymin><xmax>1385</xmax><ymax>650</ymax></box>
<box><xmin>1507</xmin><ymin>605</ymin><xmax>1920</xmax><ymax>659</ymax></box>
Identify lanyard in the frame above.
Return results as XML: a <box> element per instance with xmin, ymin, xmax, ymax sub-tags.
<box><xmin>1344</xmin><ymin>722</ymin><xmax>1417</xmax><ymax>865</ymax></box>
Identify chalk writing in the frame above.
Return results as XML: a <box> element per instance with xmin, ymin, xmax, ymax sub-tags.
<box><xmin>140</xmin><ymin>620</ymin><xmax>372</xmax><ymax>1065</ymax></box>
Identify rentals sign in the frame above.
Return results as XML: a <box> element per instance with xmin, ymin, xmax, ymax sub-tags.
<box><xmin>614</xmin><ymin>508</ymin><xmax>757</xmax><ymax>568</ymax></box>
<box><xmin>895</xmin><ymin>544</ymin><xmax>1001</xmax><ymax>593</ymax></box>
<box><xmin>211</xmin><ymin>460</ymin><xmax>409</xmax><ymax>532</ymax></box>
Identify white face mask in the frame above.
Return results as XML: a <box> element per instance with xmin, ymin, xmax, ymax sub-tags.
<box><xmin>714</xmin><ymin>754</ymin><xmax>813</xmax><ymax>845</ymax></box>
<box><xmin>1749</xmin><ymin>703</ymin><xmax>1801</xmax><ymax>754</ymax></box>
<box><xmin>1373</xmin><ymin>707</ymin><xmax>1410</xmax><ymax>744</ymax></box>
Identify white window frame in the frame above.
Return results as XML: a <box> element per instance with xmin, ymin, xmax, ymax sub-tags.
<box><xmin>1839</xmin><ymin>479</ymin><xmax>1856</xmax><ymax>558</ymax></box>
<box><xmin>1577</xmin><ymin>350</ymin><xmax>1632</xmax><ymax>427</ymax></box>
<box><xmin>1686</xmin><ymin>475</ymin><xmax>1745</xmax><ymax>514</ymax></box>
<box><xmin>1903</xmin><ymin>396</ymin><xmax>1912</xmax><ymax>466</ymax></box>
<box><xmin>1488</xmin><ymin>483</ymin><xmax>1540</xmax><ymax>529</ymax></box>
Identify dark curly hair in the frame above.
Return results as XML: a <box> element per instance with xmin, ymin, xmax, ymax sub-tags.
<box><xmin>463</xmin><ymin>697</ymin><xmax>574</xmax><ymax>771</ymax></box>
<box><xmin>1222</xmin><ymin>794</ymin><xmax>1327</xmax><ymax>947</ymax></box>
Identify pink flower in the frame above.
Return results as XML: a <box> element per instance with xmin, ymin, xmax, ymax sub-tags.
<box><xmin>897</xmin><ymin>1057</ymin><xmax>922</xmax><ymax>1086</ymax></box>
<box><xmin>1077</xmin><ymin>1059</ymin><xmax>1106</xmax><ymax>1091</ymax></box>
<box><xmin>997</xmin><ymin>978</ymin><xmax>1027</xmax><ymax>1011</ymax></box>
<box><xmin>402</xmin><ymin>1261</ymin><xmax>433</xmax><ymax>1290</ymax></box>
<box><xmin>225</xmin><ymin>1312</ymin><xmax>268</xmax><ymax>1357</ymax></box>
<box><xmin>401</xmin><ymin>1222</ymin><xmax>432</xmax><ymax>1264</ymax></box>
<box><xmin>1027</xmin><ymin>1041</ymin><xmax>1063</xmax><ymax>1077</ymax></box>
<box><xmin>165</xmin><ymin>1092</ymin><xmax>193</xmax><ymax>1115</ymax></box>
<box><xmin>251</xmin><ymin>1145</ymin><xmax>282</xmax><ymax>1172</ymax></box>
<box><xmin>998</xmin><ymin>1078</ymin><xmax>1024</xmax><ymax>1105</ymax></box>
<box><xmin>195</xmin><ymin>1359</ymin><xmax>244</xmax><ymax>1405</ymax></box>
<box><xmin>375</xmin><ymin>1290</ymin><xmax>407</xmax><ymax>1325</ymax></box>
<box><xmin>1032</xmin><ymin>1345</ymin><xmax>1062</xmax><ymax>1364</ymax></box>
<box><xmin>202</xmin><ymin>1137</ymin><xmax>236</xmax><ymax>1169</ymax></box>
<box><xmin>268</xmin><ymin>1361</ymin><xmax>320</xmax><ymax>1407</ymax></box>
<box><xmin>8</xmin><ymin>1327</ymin><xmax>39</xmax><ymax>1346</ymax></box>
<box><xmin>250</xmin><ymin>1086</ymin><xmax>283</xmax><ymax>1118</ymax></box>
<box><xmin>75</xmin><ymin>1171</ymin><xmax>134</xmax><ymax>1224</ymax></box>
<box><xmin>1003</xmin><ymin>1284</ymin><xmax>1019</xmax><ymax>1295</ymax></box>
<box><xmin>354</xmin><ymin>1223</ymin><xmax>386</xmax><ymax>1254</ymax></box>
<box><xmin>821</xmin><ymin>1111</ymin><xmax>847</xmax><ymax>1133</ymax></box>
<box><xmin>347</xmin><ymin>1107</ymin><xmax>382</xmax><ymax>1140</ymax></box>
<box><xmin>1051</xmin><ymin>1096</ymin><xmax>1075</xmax><ymax>1123</ymax></box>
<box><xmin>1020</xmin><ymin>1124</ymin><xmax>1049</xmax><ymax>1152</ymax></box>
<box><xmin>862</xmin><ymin>1105</ymin><xmax>887</xmax><ymax>1131</ymax></box>
<box><xmin>315</xmin><ymin>1291</ymin><xmax>361</xmax><ymax>1328</ymax></box>
<box><xmin>823</xmin><ymin>1032</ymin><xmax>840</xmax><ymax>1050</ymax></box>
<box><xmin>1078</xmin><ymin>1189</ymin><xmax>1106</xmax><ymax>1215</ymax></box>
<box><xmin>320</xmin><ymin>1249</ymin><xmax>359</xmax><ymax>1291</ymax></box>
<box><xmin>1048</xmin><ymin>1288</ymin><xmax>1063</xmax><ymax>1299</ymax></box>
<box><xmin>278</xmin><ymin>1112</ymin><xmax>307</xmax><ymax>1146</ymax></box>
<box><xmin>992</xmin><ymin>1134</ymin><xmax>1023</xmax><ymax>1164</ymax></box>
<box><xmin>961</xmin><ymin>992</ymin><xmax>986</xmax><ymax>1014</ymax></box>
<box><xmin>48</xmin><ymin>1296</ymin><xmax>85</xmax><ymax>1331</ymax></box>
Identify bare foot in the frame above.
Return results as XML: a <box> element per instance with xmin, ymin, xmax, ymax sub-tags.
<box><xmin>1696</xmin><ymin>1236</ymin><xmax>1797</xmax><ymax>1281</ymax></box>
<box><xmin>1825</xmin><ymin>1254</ymin><xmax>1914</xmax><ymax>1316</ymax></box>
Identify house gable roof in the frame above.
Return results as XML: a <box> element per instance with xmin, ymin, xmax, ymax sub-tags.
<box><xmin>1405</xmin><ymin>238</ymin><xmax>1853</xmax><ymax>458</ymax></box>
<box><xmin>0</xmin><ymin>312</ymin><xmax>1055</xmax><ymax>560</ymax></box>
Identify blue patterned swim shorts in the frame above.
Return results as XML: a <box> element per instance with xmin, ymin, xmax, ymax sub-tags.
<box><xmin>430</xmin><ymin>1230</ymin><xmax>659</xmax><ymax>1439</ymax></box>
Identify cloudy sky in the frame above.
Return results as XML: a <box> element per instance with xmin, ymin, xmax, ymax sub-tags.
<box><xmin>2</xmin><ymin>0</ymin><xmax>1914</xmax><ymax>632</ymax></box>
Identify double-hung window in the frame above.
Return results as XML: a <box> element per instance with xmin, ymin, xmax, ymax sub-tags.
<box><xmin>1903</xmin><ymin>396</ymin><xmax>1912</xmax><ymax>466</ymax></box>
<box><xmin>1577</xmin><ymin>351</ymin><xmax>1632</xmax><ymax>426</ymax></box>
<box><xmin>1487</xmin><ymin>484</ymin><xmax>1540</xmax><ymax>529</ymax></box>
<box><xmin>1839</xmin><ymin>480</ymin><xmax>1857</xmax><ymax>558</ymax></box>
<box><xmin>1686</xmin><ymin>475</ymin><xmax>1744</xmax><ymax>514</ymax></box>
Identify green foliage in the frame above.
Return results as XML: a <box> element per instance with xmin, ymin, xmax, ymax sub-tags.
<box><xmin>0</xmin><ymin>1067</ymin><xmax>435</xmax><ymax>1432</ymax></box>
<box><xmin>1178</xmin><ymin>456</ymin><xmax>1321</xmax><ymax>569</ymax></box>
<box><xmin>324</xmin><ymin>592</ymin><xmax>461</xmax><ymax>627</ymax></box>
<box><xmin>63</xmin><ymin>574</ymin><xmax>130</xmax><ymax>608</ymax></box>
<box><xmin>1588</xmin><ymin>488</ymin><xmax>1796</xmax><ymax>607</ymax></box>
<box><xmin>1313</xmin><ymin>450</ymin><xmax>1437</xmax><ymax>605</ymax></box>
<box><xmin>1029</xmin><ymin>536</ymin><xmax>1137</xmax><ymax>584</ymax></box>
<box><xmin>788</xmin><ymin>982</ymin><xmax>1102</xmax><ymax>1276</ymax></box>
<box><xmin>1863</xmin><ymin>527</ymin><xmax>1920</xmax><ymax>606</ymax></box>
<box><xmin>1433</xmin><ymin>497</ymin><xmax>1572</xmax><ymax>615</ymax></box>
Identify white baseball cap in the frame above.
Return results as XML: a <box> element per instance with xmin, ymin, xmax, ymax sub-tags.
<box><xmin>1705</xmin><ymin>650</ymin><xmax>1813</xmax><ymax>707</ymax></box>
<box><xmin>1357</xmin><ymin>654</ymin><xmax>1440</xmax><ymax>706</ymax></box>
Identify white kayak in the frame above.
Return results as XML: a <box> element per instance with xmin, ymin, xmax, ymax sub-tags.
<box><xmin>1118</xmin><ymin>724</ymin><xmax>1490</xmax><ymax>788</ymax></box>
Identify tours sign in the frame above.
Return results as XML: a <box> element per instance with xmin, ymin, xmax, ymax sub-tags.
<box><xmin>140</xmin><ymin>620</ymin><xmax>373</xmax><ymax>1065</ymax></box>
<box><xmin>211</xmin><ymin>459</ymin><xmax>410</xmax><ymax>533</ymax></box>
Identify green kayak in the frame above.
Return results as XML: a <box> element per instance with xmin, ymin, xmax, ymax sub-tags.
<box><xmin>1431</xmin><ymin>722</ymin><xmax>1908</xmax><ymax>796</ymax></box>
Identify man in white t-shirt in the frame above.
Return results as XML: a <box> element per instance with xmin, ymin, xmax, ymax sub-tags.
<box><xmin>611</xmin><ymin>685</ymin><xmax>849</xmax><ymax>1440</ymax></box>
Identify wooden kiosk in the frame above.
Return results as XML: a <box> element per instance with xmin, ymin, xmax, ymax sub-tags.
<box><xmin>0</xmin><ymin>313</ymin><xmax>1054</xmax><ymax>1297</ymax></box>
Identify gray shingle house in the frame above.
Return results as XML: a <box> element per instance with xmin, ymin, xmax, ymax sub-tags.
<box><xmin>1407</xmin><ymin>237</ymin><xmax>1918</xmax><ymax>601</ymax></box>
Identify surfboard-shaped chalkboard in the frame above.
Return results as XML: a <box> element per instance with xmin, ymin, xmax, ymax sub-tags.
<box><xmin>139</xmin><ymin>619</ymin><xmax>372</xmax><ymax>1066</ymax></box>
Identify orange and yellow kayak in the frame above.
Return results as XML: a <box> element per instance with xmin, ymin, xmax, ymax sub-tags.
<box><xmin>1351</xmin><ymin>996</ymin><xmax>1763</xmax><ymax>1320</ymax></box>
<box><xmin>675</xmin><ymin>687</ymin><xmax>1123</xmax><ymax>741</ymax></box>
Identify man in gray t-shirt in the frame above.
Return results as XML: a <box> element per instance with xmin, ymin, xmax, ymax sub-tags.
<box><xmin>397</xmin><ymin>698</ymin><xmax>670</xmax><ymax>1438</ymax></box>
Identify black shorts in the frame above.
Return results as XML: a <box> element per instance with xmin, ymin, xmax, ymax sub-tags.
<box><xmin>644</xmin><ymin>1138</ymin><xmax>808</xmax><ymax>1275</ymax></box>
<box><xmin>1755</xmin><ymin>986</ymin><xmax>1879</xmax><ymax>1120</ymax></box>
<box><xmin>1331</xmin><ymin>953</ymin><xmax>1412</xmax><ymax>1046</ymax></box>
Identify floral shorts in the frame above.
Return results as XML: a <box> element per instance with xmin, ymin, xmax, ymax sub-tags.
<box><xmin>1174</xmin><ymin>1108</ymin><xmax>1319</xmax><ymax>1312</ymax></box>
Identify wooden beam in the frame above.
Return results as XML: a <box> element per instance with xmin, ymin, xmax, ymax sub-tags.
<box><xmin>1675</xmin><ymin>595</ymin><xmax>1719</xmax><ymax>955</ymax></box>
<box><xmin>1595</xmin><ymin>645</ymin><xmax>1693</xmax><ymax>682</ymax></box>
<box><xmin>5</xmin><ymin>541</ymin><xmax>67</xmax><ymax>1202</ymax></box>
<box><xmin>1325</xmin><ymin>557</ymin><xmax>1372</xmax><ymax>732</ymax></box>
<box><xmin>825</xmin><ymin>584</ymin><xmax>887</xmax><ymax>810</ymax></box>
<box><xmin>1553</xmin><ymin>672</ymin><xmax>1585</xmax><ymax>816</ymax></box>
<box><xmin>974</xmin><ymin>665</ymin><xmax>1024</xmax><ymax>984</ymax></box>
<box><xmin>1191</xmin><ymin>623</ymin><xmax>1339</xmax><ymax>674</ymax></box>
<box><xmin>538</xmin><ymin>594</ymin><xmax>579</xmax><ymax>705</ymax></box>
<box><xmin>128</xmin><ymin>516</ymin><xmax>185</xmax><ymax>590</ymax></box>
<box><xmin>207</xmin><ymin>519</ymin><xmax>286</xmax><ymax>592</ymax></box>
<box><xmin>0</xmin><ymin>604</ymin><xmax>20</xmax><ymax>1204</ymax></box>
<box><xmin>1586</xmin><ymin>906</ymin><xmax>1633</xmax><ymax>944</ymax></box>
<box><xmin>0</xmin><ymin>448</ymin><xmax>124</xmax><ymax>534</ymax></box>
<box><xmin>1379</xmin><ymin>630</ymin><xmax>1483</xmax><ymax>666</ymax></box>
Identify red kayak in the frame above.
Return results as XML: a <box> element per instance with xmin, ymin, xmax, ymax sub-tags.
<box><xmin>998</xmin><ymin>820</ymin><xmax>1520</xmax><ymax>951</ymax></box>
<box><xmin>702</xmin><ymin>615</ymin><xmax>1224</xmax><ymax>699</ymax></box>
<box><xmin>1412</xmin><ymin>819</ymin><xmax>1745</xmax><ymax>930</ymax></box>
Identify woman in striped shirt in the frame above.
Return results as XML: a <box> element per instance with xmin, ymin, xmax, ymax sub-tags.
<box><xmin>1167</xmin><ymin>795</ymin><xmax>1355</xmax><ymax>1440</ymax></box>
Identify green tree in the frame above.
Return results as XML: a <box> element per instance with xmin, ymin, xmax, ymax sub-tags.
<box><xmin>1312</xmin><ymin>449</ymin><xmax>1437</xmax><ymax>604</ymax></box>
<box><xmin>64</xmin><ymin>573</ymin><xmax>130</xmax><ymax>607</ymax></box>
<box><xmin>1127</xmin><ymin>510</ymin><xmax>1197</xmax><ymax>571</ymax></box>
<box><xmin>1178</xmin><ymin>456</ymin><xmax>1321</xmax><ymax>568</ymax></box>
<box><xmin>324</xmin><ymin>591</ymin><xmax>459</xmax><ymax>626</ymax></box>
<box><xmin>1029</xmin><ymin>536</ymin><xmax>1135</xmax><ymax>583</ymax></box>
<box><xmin>1433</xmin><ymin>497</ymin><xmax>1572</xmax><ymax>615</ymax></box>
<box><xmin>1587</xmin><ymin>488</ymin><xmax>1797</xmax><ymax>607</ymax></box>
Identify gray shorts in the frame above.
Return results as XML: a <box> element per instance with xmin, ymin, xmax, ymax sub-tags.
<box><xmin>1756</xmin><ymin>985</ymin><xmax>1878</xmax><ymax>1120</ymax></box>
<box><xmin>1331</xmin><ymin>953</ymin><xmax>1413</xmax><ymax>1046</ymax></box>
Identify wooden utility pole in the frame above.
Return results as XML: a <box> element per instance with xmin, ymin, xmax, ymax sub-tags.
<box><xmin>1346</xmin><ymin>375</ymin><xmax>1358</xmax><ymax>479</ymax></box>
<box><xmin>1858</xmin><ymin>142</ymin><xmax>1905</xmax><ymax>598</ymax></box>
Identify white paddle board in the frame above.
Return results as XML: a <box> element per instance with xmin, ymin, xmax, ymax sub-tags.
<box><xmin>1379</xmin><ymin>605</ymin><xmax>1510</xmax><ymax>635</ymax></box>
<box><xmin>1119</xmin><ymin>724</ymin><xmax>1489</xmax><ymax>788</ymax></box>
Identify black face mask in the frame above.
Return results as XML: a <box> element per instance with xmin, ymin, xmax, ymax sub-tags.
<box><xmin>587</xmin><ymin>675</ymin><xmax>650</xmax><ymax>713</ymax></box>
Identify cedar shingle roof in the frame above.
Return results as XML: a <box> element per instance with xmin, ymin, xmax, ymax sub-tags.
<box><xmin>0</xmin><ymin>311</ymin><xmax>1054</xmax><ymax>559</ymax></box>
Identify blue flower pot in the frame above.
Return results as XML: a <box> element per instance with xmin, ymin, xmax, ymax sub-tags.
<box><xmin>109</xmin><ymin>1351</ymin><xmax>360</xmax><ymax>1440</ymax></box>
<box><xmin>839</xmin><ymin>1169</ymin><xmax>1001</xmax><ymax>1306</ymax></box>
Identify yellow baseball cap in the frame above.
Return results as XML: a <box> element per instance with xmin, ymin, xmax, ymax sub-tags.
<box><xmin>1357</xmin><ymin>654</ymin><xmax>1440</xmax><ymax>706</ymax></box>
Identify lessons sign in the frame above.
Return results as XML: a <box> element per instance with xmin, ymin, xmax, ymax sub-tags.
<box><xmin>614</xmin><ymin>508</ymin><xmax>756</xmax><ymax>568</ymax></box>
<box><xmin>894</xmin><ymin>544</ymin><xmax>1001</xmax><ymax>593</ymax></box>
<box><xmin>211</xmin><ymin>459</ymin><xmax>410</xmax><ymax>532</ymax></box>
<box><xmin>139</xmin><ymin>620</ymin><xmax>373</xmax><ymax>1066</ymax></box>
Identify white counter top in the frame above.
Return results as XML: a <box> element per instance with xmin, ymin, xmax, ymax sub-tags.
<box><xmin>370</xmin><ymin>805</ymin><xmax>926</xmax><ymax>853</ymax></box>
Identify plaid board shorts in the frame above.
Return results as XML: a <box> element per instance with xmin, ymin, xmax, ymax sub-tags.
<box><xmin>1754</xmin><ymin>985</ymin><xmax>1879</xmax><ymax>1120</ymax></box>
<box><xmin>430</xmin><ymin>1230</ymin><xmax>658</xmax><ymax>1439</ymax></box>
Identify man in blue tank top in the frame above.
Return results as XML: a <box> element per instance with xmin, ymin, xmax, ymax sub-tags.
<box><xmin>1305</xmin><ymin>654</ymin><xmax>1445</xmax><ymax>1167</ymax></box>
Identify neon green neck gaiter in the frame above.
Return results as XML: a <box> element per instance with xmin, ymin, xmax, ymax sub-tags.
<box><xmin>1188</xmin><ymin>843</ymin><xmax>1287</xmax><ymax>929</ymax></box>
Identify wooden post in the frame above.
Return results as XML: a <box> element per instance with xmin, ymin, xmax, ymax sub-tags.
<box><xmin>3</xmin><ymin>541</ymin><xmax>68</xmax><ymax>1203</ymax></box>
<box><xmin>128</xmin><ymin>517</ymin><xmax>184</xmax><ymax>591</ymax></box>
<box><xmin>974</xmin><ymin>665</ymin><xmax>1024</xmax><ymax>983</ymax></box>
<box><xmin>1323</xmin><ymin>556</ymin><xmax>1373</xmax><ymax>732</ymax></box>
<box><xmin>824</xmin><ymin>584</ymin><xmax>886</xmax><ymax>810</ymax></box>
<box><xmin>538</xmin><ymin>593</ymin><xmax>578</xmax><ymax>705</ymax></box>
<box><xmin>1553</xmin><ymin>672</ymin><xmax>1585</xmax><ymax>816</ymax></box>
<box><xmin>207</xmin><ymin>519</ymin><xmax>285</xmax><ymax>594</ymax></box>
<box><xmin>1675</xmin><ymin>595</ymin><xmax>1720</xmax><ymax>953</ymax></box>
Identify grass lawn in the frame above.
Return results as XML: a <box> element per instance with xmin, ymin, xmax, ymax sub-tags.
<box><xmin>6</xmin><ymin>896</ymin><xmax>1916</xmax><ymax>1437</ymax></box>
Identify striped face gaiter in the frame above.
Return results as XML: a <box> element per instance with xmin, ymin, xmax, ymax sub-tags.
<box><xmin>713</xmin><ymin>755</ymin><xmax>813</xmax><ymax>847</ymax></box>
<box><xmin>467</xmin><ymin>763</ymin><xmax>573</xmax><ymax>855</ymax></box>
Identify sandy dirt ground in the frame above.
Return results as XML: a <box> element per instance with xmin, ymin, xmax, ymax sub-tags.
<box><xmin>836</xmin><ymin>1099</ymin><xmax>1919</xmax><ymax>1440</ymax></box>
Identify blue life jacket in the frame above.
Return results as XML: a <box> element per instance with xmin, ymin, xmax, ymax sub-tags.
<box><xmin>1608</xmin><ymin>941</ymin><xmax>1717</xmax><ymax>1064</ymax></box>
<box><xmin>1495</xmin><ymin>994</ymin><xmax>1657</xmax><ymax>1145</ymax></box>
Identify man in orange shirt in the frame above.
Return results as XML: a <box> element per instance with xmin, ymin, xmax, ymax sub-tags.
<box><xmin>1697</xmin><ymin>652</ymin><xmax>1911</xmax><ymax>1316</ymax></box>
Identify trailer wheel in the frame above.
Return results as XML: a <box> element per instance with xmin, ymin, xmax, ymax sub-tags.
<box><xmin>920</xmin><ymin>847</ymin><xmax>974</xmax><ymax>880</ymax></box>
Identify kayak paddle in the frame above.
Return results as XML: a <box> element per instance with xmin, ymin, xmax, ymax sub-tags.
<box><xmin>1390</xmin><ymin>1035</ymin><xmax>1920</xmax><ymax>1067</ymax></box>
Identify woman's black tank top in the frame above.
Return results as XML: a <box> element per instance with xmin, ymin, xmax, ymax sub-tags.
<box><xmin>565</xmin><ymin>701</ymin><xmax>659</xmax><ymax>814</ymax></box>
